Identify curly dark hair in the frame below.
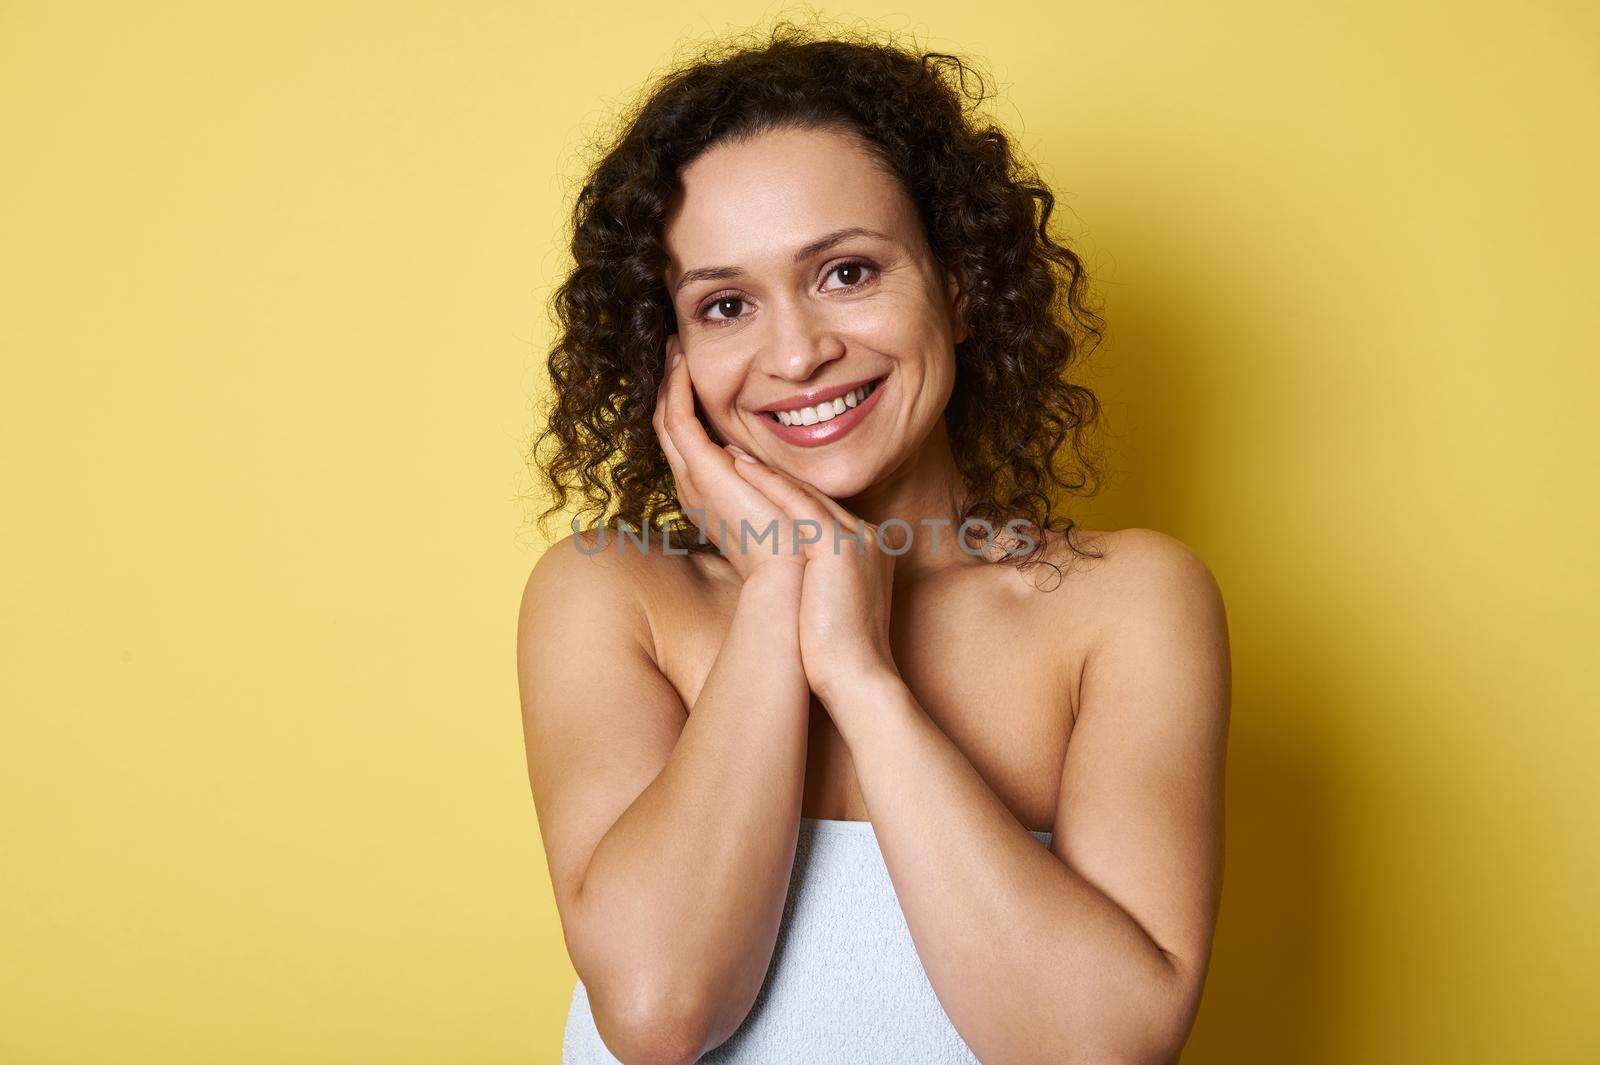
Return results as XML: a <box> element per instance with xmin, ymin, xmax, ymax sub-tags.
<box><xmin>526</xmin><ymin>17</ymin><xmax>1109</xmax><ymax>573</ymax></box>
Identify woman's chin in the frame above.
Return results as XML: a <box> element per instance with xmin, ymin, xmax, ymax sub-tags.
<box><xmin>782</xmin><ymin>465</ymin><xmax>878</xmax><ymax>505</ymax></box>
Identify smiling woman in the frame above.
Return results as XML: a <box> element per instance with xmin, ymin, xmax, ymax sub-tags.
<box><xmin>662</xmin><ymin>126</ymin><xmax>961</xmax><ymax>483</ymax></box>
<box><xmin>518</xmin><ymin>19</ymin><xmax>1231</xmax><ymax>1065</ymax></box>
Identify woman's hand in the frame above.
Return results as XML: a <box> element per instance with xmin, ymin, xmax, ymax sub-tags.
<box><xmin>652</xmin><ymin>334</ymin><xmax>809</xmax><ymax>582</ymax></box>
<box><xmin>726</xmin><ymin>450</ymin><xmax>901</xmax><ymax>711</ymax></box>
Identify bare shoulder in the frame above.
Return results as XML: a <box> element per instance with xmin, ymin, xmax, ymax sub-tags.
<box><xmin>1068</xmin><ymin>526</ymin><xmax>1230</xmax><ymax>703</ymax></box>
<box><xmin>1029</xmin><ymin>525</ymin><xmax>1223</xmax><ymax>621</ymax></box>
<box><xmin>517</xmin><ymin>526</ymin><xmax>735</xmax><ymax>668</ymax></box>
<box><xmin>1018</xmin><ymin>527</ymin><xmax>1227</xmax><ymax>717</ymax></box>
<box><xmin>1090</xmin><ymin>527</ymin><xmax>1221</xmax><ymax>595</ymax></box>
<box><xmin>518</xmin><ymin>528</ymin><xmax>649</xmax><ymax>646</ymax></box>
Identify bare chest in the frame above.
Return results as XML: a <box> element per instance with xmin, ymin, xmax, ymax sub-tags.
<box><xmin>650</xmin><ymin>566</ymin><xmax>1083</xmax><ymax>835</ymax></box>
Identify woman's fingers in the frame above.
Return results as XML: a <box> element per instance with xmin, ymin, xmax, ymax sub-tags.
<box><xmin>733</xmin><ymin>454</ymin><xmax>866</xmax><ymax>533</ymax></box>
<box><xmin>730</xmin><ymin>456</ymin><xmax>864</xmax><ymax>559</ymax></box>
<box><xmin>653</xmin><ymin>338</ymin><xmax>695</xmax><ymax>491</ymax></box>
<box><xmin>653</xmin><ymin>338</ymin><xmax>785</xmax><ymax>559</ymax></box>
<box><xmin>661</xmin><ymin>337</ymin><xmax>737</xmax><ymax>478</ymax></box>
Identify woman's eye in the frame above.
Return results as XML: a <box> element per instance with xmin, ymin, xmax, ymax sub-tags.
<box><xmin>823</xmin><ymin>260</ymin><xmax>878</xmax><ymax>291</ymax></box>
<box><xmin>695</xmin><ymin>261</ymin><xmax>876</xmax><ymax>323</ymax></box>
<box><xmin>700</xmin><ymin>296</ymin><xmax>748</xmax><ymax>322</ymax></box>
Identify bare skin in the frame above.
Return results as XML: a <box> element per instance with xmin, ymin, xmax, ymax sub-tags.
<box><xmin>518</xmin><ymin>125</ymin><xmax>1231</xmax><ymax>1065</ymax></box>
<box><xmin>639</xmin><ymin>515</ymin><xmax>1095</xmax><ymax>833</ymax></box>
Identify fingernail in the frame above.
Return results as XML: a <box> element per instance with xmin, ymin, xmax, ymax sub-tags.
<box><xmin>727</xmin><ymin>444</ymin><xmax>755</xmax><ymax>462</ymax></box>
<box><xmin>671</xmin><ymin>353</ymin><xmax>681</xmax><ymax>368</ymax></box>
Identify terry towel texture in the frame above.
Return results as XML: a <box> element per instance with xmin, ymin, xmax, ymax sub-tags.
<box><xmin>562</xmin><ymin>816</ymin><xmax>1055</xmax><ymax>1063</ymax></box>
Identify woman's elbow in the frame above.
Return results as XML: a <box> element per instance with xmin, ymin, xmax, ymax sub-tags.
<box><xmin>588</xmin><ymin>982</ymin><xmax>714</xmax><ymax>1065</ymax></box>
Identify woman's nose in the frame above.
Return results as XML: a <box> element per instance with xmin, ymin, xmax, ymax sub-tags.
<box><xmin>759</xmin><ymin>300</ymin><xmax>847</xmax><ymax>382</ymax></box>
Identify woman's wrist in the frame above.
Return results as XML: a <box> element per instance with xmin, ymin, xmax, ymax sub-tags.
<box><xmin>735</xmin><ymin>558</ymin><xmax>806</xmax><ymax>621</ymax></box>
<box><xmin>812</xmin><ymin>665</ymin><xmax>914</xmax><ymax>751</ymax></box>
<box><xmin>812</xmin><ymin>660</ymin><xmax>904</xmax><ymax>717</ymax></box>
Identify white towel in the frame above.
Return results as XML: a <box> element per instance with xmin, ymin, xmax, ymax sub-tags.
<box><xmin>562</xmin><ymin>816</ymin><xmax>1055</xmax><ymax>1063</ymax></box>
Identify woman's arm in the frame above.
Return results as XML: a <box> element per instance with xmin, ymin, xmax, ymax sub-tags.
<box><xmin>826</xmin><ymin>530</ymin><xmax>1230</xmax><ymax>1065</ymax></box>
<box><xmin>518</xmin><ymin>537</ymin><xmax>810</xmax><ymax>1065</ymax></box>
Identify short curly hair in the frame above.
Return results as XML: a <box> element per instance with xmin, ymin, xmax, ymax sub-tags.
<box><xmin>527</xmin><ymin>18</ymin><xmax>1108</xmax><ymax>571</ymax></box>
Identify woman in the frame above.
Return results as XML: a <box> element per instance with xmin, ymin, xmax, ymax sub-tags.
<box><xmin>518</xmin><ymin>24</ymin><xmax>1231</xmax><ymax>1065</ymax></box>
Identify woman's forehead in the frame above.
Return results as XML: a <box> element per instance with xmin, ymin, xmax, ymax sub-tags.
<box><xmin>663</xmin><ymin>127</ymin><xmax>918</xmax><ymax>270</ymax></box>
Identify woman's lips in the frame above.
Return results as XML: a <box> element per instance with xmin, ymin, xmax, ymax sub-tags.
<box><xmin>756</xmin><ymin>376</ymin><xmax>887</xmax><ymax>448</ymax></box>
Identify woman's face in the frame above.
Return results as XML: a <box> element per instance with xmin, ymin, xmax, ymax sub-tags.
<box><xmin>662</xmin><ymin>124</ymin><xmax>965</xmax><ymax>501</ymax></box>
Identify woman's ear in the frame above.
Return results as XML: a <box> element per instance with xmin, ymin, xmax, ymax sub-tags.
<box><xmin>944</xmin><ymin>266</ymin><xmax>969</xmax><ymax>344</ymax></box>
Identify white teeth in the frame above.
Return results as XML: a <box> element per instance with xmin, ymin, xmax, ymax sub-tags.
<box><xmin>771</xmin><ymin>380</ymin><xmax>879</xmax><ymax>427</ymax></box>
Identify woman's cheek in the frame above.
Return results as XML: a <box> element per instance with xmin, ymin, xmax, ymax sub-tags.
<box><xmin>850</xmin><ymin>292</ymin><xmax>943</xmax><ymax>357</ymax></box>
<box><xmin>687</xmin><ymin>361</ymin><xmax>748</xmax><ymax>438</ymax></box>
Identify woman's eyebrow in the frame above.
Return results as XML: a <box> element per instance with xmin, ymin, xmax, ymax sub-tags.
<box><xmin>672</xmin><ymin>226</ymin><xmax>894</xmax><ymax>295</ymax></box>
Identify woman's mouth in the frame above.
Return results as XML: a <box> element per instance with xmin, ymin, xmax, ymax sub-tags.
<box><xmin>756</xmin><ymin>376</ymin><xmax>887</xmax><ymax>448</ymax></box>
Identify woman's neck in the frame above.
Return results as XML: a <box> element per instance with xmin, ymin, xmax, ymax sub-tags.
<box><xmin>840</xmin><ymin>421</ymin><xmax>983</xmax><ymax>578</ymax></box>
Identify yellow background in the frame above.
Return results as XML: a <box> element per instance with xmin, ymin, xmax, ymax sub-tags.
<box><xmin>3</xmin><ymin>1</ymin><xmax>1595</xmax><ymax>1061</ymax></box>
